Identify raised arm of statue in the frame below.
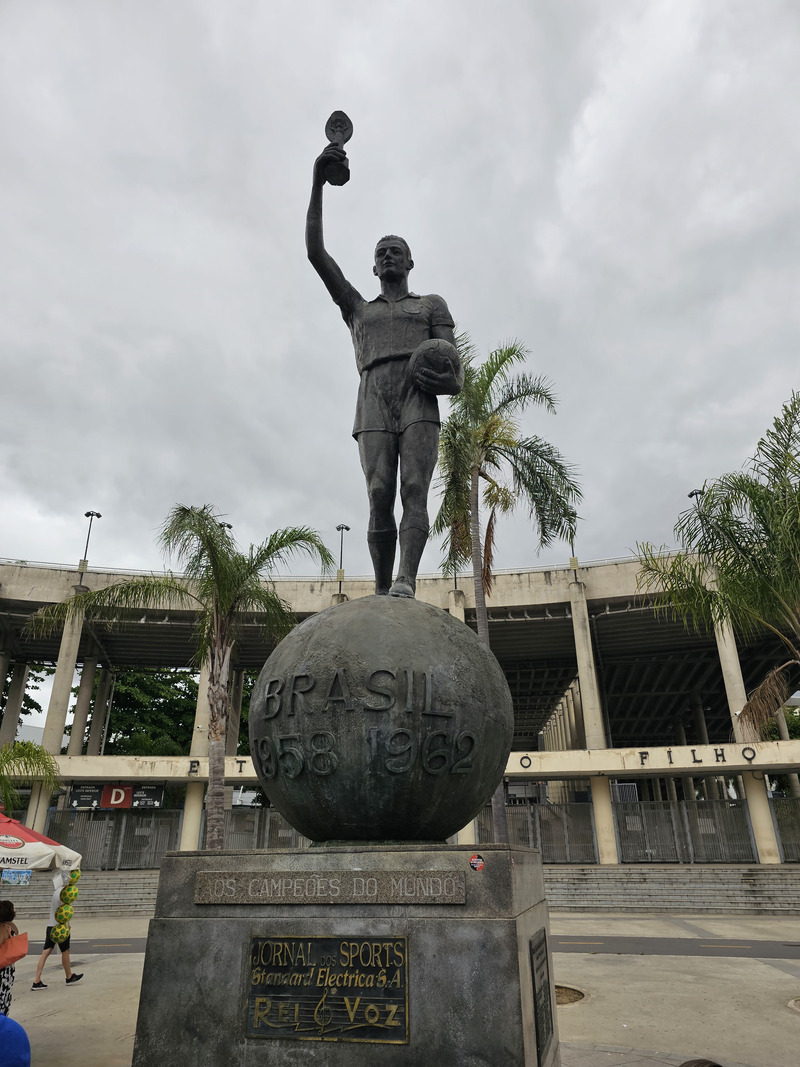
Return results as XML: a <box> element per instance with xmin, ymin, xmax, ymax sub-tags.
<box><xmin>305</xmin><ymin>145</ymin><xmax>351</xmax><ymax>303</ymax></box>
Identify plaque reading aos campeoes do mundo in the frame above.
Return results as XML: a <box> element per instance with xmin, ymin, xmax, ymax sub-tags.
<box><xmin>247</xmin><ymin>936</ymin><xmax>408</xmax><ymax>1044</ymax></box>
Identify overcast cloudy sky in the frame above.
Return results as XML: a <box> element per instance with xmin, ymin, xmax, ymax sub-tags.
<box><xmin>1</xmin><ymin>1</ymin><xmax>798</xmax><ymax>582</ymax></box>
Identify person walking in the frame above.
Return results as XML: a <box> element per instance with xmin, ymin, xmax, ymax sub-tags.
<box><xmin>31</xmin><ymin>875</ymin><xmax>82</xmax><ymax>990</ymax></box>
<box><xmin>0</xmin><ymin>899</ymin><xmax>21</xmax><ymax>1015</ymax></box>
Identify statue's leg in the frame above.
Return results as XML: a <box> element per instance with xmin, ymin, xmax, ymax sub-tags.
<box><xmin>390</xmin><ymin>422</ymin><xmax>439</xmax><ymax>598</ymax></box>
<box><xmin>358</xmin><ymin>431</ymin><xmax>399</xmax><ymax>595</ymax></box>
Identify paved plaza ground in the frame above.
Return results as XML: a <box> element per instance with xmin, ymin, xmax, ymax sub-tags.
<box><xmin>5</xmin><ymin>912</ymin><xmax>799</xmax><ymax>1066</ymax></box>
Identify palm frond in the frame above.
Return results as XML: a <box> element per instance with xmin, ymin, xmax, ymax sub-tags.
<box><xmin>502</xmin><ymin>435</ymin><xmax>581</xmax><ymax>548</ymax></box>
<box><xmin>751</xmin><ymin>390</ymin><xmax>800</xmax><ymax>488</ymax></box>
<box><xmin>637</xmin><ymin>394</ymin><xmax>800</xmax><ymax>744</ymax></box>
<box><xmin>493</xmin><ymin>373</ymin><xmax>558</xmax><ymax>419</ymax></box>
<box><xmin>25</xmin><ymin>574</ymin><xmax>198</xmax><ymax>637</ymax></box>
<box><xmin>0</xmin><ymin>741</ymin><xmax>61</xmax><ymax>812</ymax></box>
<box><xmin>160</xmin><ymin>504</ymin><xmax>235</xmax><ymax>585</ymax></box>
<box><xmin>741</xmin><ymin>660</ymin><xmax>800</xmax><ymax>742</ymax></box>
<box><xmin>433</xmin><ymin>334</ymin><xmax>580</xmax><ymax>602</ymax></box>
<box><xmin>482</xmin><ymin>506</ymin><xmax>498</xmax><ymax>597</ymax></box>
<box><xmin>250</xmin><ymin>527</ymin><xmax>335</xmax><ymax>576</ymax></box>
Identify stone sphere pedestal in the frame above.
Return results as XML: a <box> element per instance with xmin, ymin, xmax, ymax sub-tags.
<box><xmin>248</xmin><ymin>595</ymin><xmax>514</xmax><ymax>842</ymax></box>
<box><xmin>132</xmin><ymin>596</ymin><xmax>561</xmax><ymax>1067</ymax></box>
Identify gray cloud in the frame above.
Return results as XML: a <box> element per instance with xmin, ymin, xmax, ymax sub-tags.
<box><xmin>1</xmin><ymin>0</ymin><xmax>797</xmax><ymax>580</ymax></box>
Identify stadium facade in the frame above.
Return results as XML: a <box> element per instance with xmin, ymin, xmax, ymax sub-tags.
<box><xmin>1</xmin><ymin>556</ymin><xmax>799</xmax><ymax>867</ymax></box>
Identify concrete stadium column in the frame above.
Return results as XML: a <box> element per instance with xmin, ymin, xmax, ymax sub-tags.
<box><xmin>448</xmin><ymin>588</ymin><xmax>466</xmax><ymax>624</ymax></box>
<box><xmin>27</xmin><ymin>604</ymin><xmax>84</xmax><ymax>831</ymax></box>
<box><xmin>0</xmin><ymin>663</ymin><xmax>29</xmax><ymax>746</ymax></box>
<box><xmin>86</xmin><ymin>668</ymin><xmax>113</xmax><ymax>756</ymax></box>
<box><xmin>565</xmin><ymin>692</ymin><xmax>578</xmax><ymax>750</ymax></box>
<box><xmin>41</xmin><ymin>609</ymin><xmax>83</xmax><ymax>754</ymax></box>
<box><xmin>714</xmin><ymin>619</ymin><xmax>782</xmax><ymax>863</ymax></box>
<box><xmin>568</xmin><ymin>684</ymin><xmax>587</xmax><ymax>749</ymax></box>
<box><xmin>0</xmin><ymin>652</ymin><xmax>10</xmax><ymax>698</ymax></box>
<box><xmin>590</xmin><ymin>778</ymin><xmax>617</xmax><ymax>864</ymax></box>
<box><xmin>570</xmin><ymin>564</ymin><xmax>617</xmax><ymax>862</ymax></box>
<box><xmin>690</xmin><ymin>692</ymin><xmax>712</xmax><ymax>799</ymax></box>
<box><xmin>569</xmin><ymin>573</ymin><xmax>607</xmax><ymax>749</ymax></box>
<box><xmin>67</xmin><ymin>657</ymin><xmax>97</xmax><ymax>756</ymax></box>
<box><xmin>666</xmin><ymin>777</ymin><xmax>679</xmax><ymax>804</ymax></box>
<box><xmin>775</xmin><ymin>709</ymin><xmax>800</xmax><ymax>799</ymax></box>
<box><xmin>555</xmin><ymin>708</ymin><xmax>566</xmax><ymax>750</ymax></box>
<box><xmin>561</xmin><ymin>702</ymin><xmax>572</xmax><ymax>748</ymax></box>
<box><xmin>226</xmin><ymin>669</ymin><xmax>245</xmax><ymax>758</ymax></box>
<box><xmin>180</xmin><ymin>660</ymin><xmax>211</xmax><ymax>852</ymax></box>
<box><xmin>457</xmin><ymin>820</ymin><xmax>477</xmax><ymax>845</ymax></box>
<box><xmin>676</xmin><ymin>721</ymin><xmax>695</xmax><ymax>800</ymax></box>
<box><xmin>224</xmin><ymin>669</ymin><xmax>245</xmax><ymax>810</ymax></box>
<box><xmin>691</xmin><ymin>692</ymin><xmax>710</xmax><ymax>745</ymax></box>
<box><xmin>558</xmin><ymin>704</ymin><xmax>571</xmax><ymax>746</ymax></box>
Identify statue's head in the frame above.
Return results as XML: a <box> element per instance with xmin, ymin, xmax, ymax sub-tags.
<box><xmin>374</xmin><ymin>235</ymin><xmax>413</xmax><ymax>279</ymax></box>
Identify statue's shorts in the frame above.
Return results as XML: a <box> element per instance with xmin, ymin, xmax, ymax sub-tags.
<box><xmin>352</xmin><ymin>357</ymin><xmax>439</xmax><ymax>437</ymax></box>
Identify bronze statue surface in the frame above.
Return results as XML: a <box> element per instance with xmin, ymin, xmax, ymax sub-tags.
<box><xmin>306</xmin><ymin>116</ymin><xmax>463</xmax><ymax>598</ymax></box>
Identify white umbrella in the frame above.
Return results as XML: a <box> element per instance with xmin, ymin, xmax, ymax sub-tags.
<box><xmin>0</xmin><ymin>812</ymin><xmax>82</xmax><ymax>872</ymax></box>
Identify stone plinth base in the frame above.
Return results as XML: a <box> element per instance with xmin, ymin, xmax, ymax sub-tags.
<box><xmin>132</xmin><ymin>844</ymin><xmax>560</xmax><ymax>1067</ymax></box>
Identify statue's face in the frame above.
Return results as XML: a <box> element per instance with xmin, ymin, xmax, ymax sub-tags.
<box><xmin>373</xmin><ymin>239</ymin><xmax>413</xmax><ymax>279</ymax></box>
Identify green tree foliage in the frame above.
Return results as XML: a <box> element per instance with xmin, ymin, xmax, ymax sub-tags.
<box><xmin>91</xmin><ymin>666</ymin><xmax>258</xmax><ymax>757</ymax></box>
<box><xmin>100</xmin><ymin>667</ymin><xmax>199</xmax><ymax>756</ymax></box>
<box><xmin>762</xmin><ymin>705</ymin><xmax>800</xmax><ymax>741</ymax></box>
<box><xmin>433</xmin><ymin>336</ymin><xmax>581</xmax><ymax>839</ymax></box>
<box><xmin>28</xmin><ymin>504</ymin><xmax>333</xmax><ymax>850</ymax></box>
<box><xmin>234</xmin><ymin>670</ymin><xmax>259</xmax><ymax>756</ymax></box>
<box><xmin>0</xmin><ymin>739</ymin><xmax>61</xmax><ymax>813</ymax></box>
<box><xmin>638</xmin><ymin>392</ymin><xmax>800</xmax><ymax>741</ymax></box>
<box><xmin>1</xmin><ymin>664</ymin><xmax>55</xmax><ymax>723</ymax></box>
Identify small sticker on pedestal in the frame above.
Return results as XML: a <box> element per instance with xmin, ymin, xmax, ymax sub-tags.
<box><xmin>469</xmin><ymin>853</ymin><xmax>484</xmax><ymax>871</ymax></box>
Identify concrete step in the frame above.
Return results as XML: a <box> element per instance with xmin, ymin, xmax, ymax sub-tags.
<box><xmin>543</xmin><ymin>864</ymin><xmax>800</xmax><ymax>912</ymax></box>
<box><xmin>7</xmin><ymin>863</ymin><xmax>799</xmax><ymax>919</ymax></box>
<box><xmin>9</xmin><ymin>870</ymin><xmax>161</xmax><ymax>921</ymax></box>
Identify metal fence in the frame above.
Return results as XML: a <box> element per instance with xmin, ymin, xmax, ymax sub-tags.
<box><xmin>46</xmin><ymin>809</ymin><xmax>182</xmax><ymax>870</ymax></box>
<box><xmin>772</xmin><ymin>797</ymin><xmax>800</xmax><ymax>862</ymax></box>
<box><xmin>477</xmin><ymin>803</ymin><xmax>598</xmax><ymax>863</ymax></box>
<box><xmin>612</xmin><ymin>800</ymin><xmax>756</xmax><ymax>863</ymax></box>
<box><xmin>42</xmin><ymin>797</ymin><xmax>799</xmax><ymax>869</ymax></box>
<box><xmin>43</xmin><ymin>808</ymin><xmax>309</xmax><ymax>868</ymax></box>
<box><xmin>220</xmin><ymin>807</ymin><xmax>310</xmax><ymax>850</ymax></box>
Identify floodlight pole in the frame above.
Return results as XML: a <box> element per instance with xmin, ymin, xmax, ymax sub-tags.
<box><xmin>79</xmin><ymin>510</ymin><xmax>102</xmax><ymax>582</ymax></box>
<box><xmin>336</xmin><ymin>524</ymin><xmax>350</xmax><ymax>595</ymax></box>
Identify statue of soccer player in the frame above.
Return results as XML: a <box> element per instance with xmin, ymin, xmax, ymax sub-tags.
<box><xmin>306</xmin><ymin>140</ymin><xmax>463</xmax><ymax>599</ymax></box>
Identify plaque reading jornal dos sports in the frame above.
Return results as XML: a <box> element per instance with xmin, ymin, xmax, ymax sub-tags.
<box><xmin>247</xmin><ymin>936</ymin><xmax>408</xmax><ymax>1044</ymax></box>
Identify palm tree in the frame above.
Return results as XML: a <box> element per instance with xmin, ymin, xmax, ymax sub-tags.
<box><xmin>27</xmin><ymin>505</ymin><xmax>333</xmax><ymax>850</ymax></box>
<box><xmin>433</xmin><ymin>336</ymin><xmax>581</xmax><ymax>839</ymax></box>
<box><xmin>0</xmin><ymin>740</ymin><xmax>61</xmax><ymax>815</ymax></box>
<box><xmin>637</xmin><ymin>392</ymin><xmax>800</xmax><ymax>741</ymax></box>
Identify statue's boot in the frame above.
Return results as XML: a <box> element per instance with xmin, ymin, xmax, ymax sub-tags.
<box><xmin>389</xmin><ymin>525</ymin><xmax>427</xmax><ymax>598</ymax></box>
<box><xmin>367</xmin><ymin>529</ymin><xmax>397</xmax><ymax>596</ymax></box>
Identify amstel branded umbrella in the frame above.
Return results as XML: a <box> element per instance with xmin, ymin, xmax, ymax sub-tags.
<box><xmin>0</xmin><ymin>811</ymin><xmax>82</xmax><ymax>872</ymax></box>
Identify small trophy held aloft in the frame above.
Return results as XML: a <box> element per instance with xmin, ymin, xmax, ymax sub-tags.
<box><xmin>324</xmin><ymin>111</ymin><xmax>353</xmax><ymax>186</ymax></box>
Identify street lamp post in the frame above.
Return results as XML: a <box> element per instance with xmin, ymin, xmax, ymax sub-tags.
<box><xmin>78</xmin><ymin>510</ymin><xmax>102</xmax><ymax>582</ymax></box>
<box><xmin>336</xmin><ymin>523</ymin><xmax>350</xmax><ymax>596</ymax></box>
